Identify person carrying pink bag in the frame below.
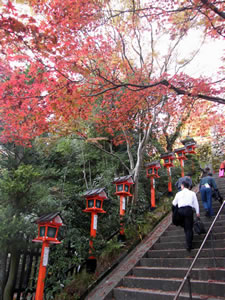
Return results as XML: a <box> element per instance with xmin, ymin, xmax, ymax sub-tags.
<box><xmin>219</xmin><ymin>160</ymin><xmax>225</xmax><ymax>177</ymax></box>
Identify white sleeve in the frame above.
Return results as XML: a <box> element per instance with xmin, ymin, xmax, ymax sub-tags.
<box><xmin>172</xmin><ymin>193</ymin><xmax>179</xmax><ymax>206</ymax></box>
<box><xmin>192</xmin><ymin>193</ymin><xmax>199</xmax><ymax>214</ymax></box>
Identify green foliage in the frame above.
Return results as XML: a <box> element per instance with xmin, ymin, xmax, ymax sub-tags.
<box><xmin>0</xmin><ymin>164</ymin><xmax>40</xmax><ymax>209</ymax></box>
<box><xmin>98</xmin><ymin>239</ymin><xmax>124</xmax><ymax>266</ymax></box>
<box><xmin>0</xmin><ymin>134</ymin><xmax>203</xmax><ymax>299</ymax></box>
<box><xmin>196</xmin><ymin>143</ymin><xmax>212</xmax><ymax>167</ymax></box>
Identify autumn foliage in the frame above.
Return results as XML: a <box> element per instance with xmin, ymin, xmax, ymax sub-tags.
<box><xmin>0</xmin><ymin>0</ymin><xmax>224</xmax><ymax>146</ymax></box>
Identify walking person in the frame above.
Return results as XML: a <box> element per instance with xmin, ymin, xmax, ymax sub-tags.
<box><xmin>219</xmin><ymin>160</ymin><xmax>225</xmax><ymax>177</ymax></box>
<box><xmin>200</xmin><ymin>167</ymin><xmax>210</xmax><ymax>179</ymax></box>
<box><xmin>199</xmin><ymin>172</ymin><xmax>218</xmax><ymax>217</ymax></box>
<box><xmin>172</xmin><ymin>181</ymin><xmax>200</xmax><ymax>252</ymax></box>
<box><xmin>175</xmin><ymin>173</ymin><xmax>193</xmax><ymax>191</ymax></box>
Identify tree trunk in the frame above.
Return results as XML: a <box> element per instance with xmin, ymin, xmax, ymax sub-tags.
<box><xmin>0</xmin><ymin>247</ymin><xmax>8</xmax><ymax>300</ymax></box>
<box><xmin>3</xmin><ymin>248</ymin><xmax>20</xmax><ymax>300</ymax></box>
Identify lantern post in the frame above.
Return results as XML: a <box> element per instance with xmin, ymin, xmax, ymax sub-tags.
<box><xmin>113</xmin><ymin>175</ymin><xmax>134</xmax><ymax>241</ymax></box>
<box><xmin>181</xmin><ymin>138</ymin><xmax>197</xmax><ymax>172</ymax></box>
<box><xmin>145</xmin><ymin>161</ymin><xmax>161</xmax><ymax>210</ymax></box>
<box><xmin>160</xmin><ymin>152</ymin><xmax>176</xmax><ymax>195</ymax></box>
<box><xmin>32</xmin><ymin>212</ymin><xmax>63</xmax><ymax>300</ymax></box>
<box><xmin>174</xmin><ymin>147</ymin><xmax>188</xmax><ymax>177</ymax></box>
<box><xmin>83</xmin><ymin>188</ymin><xmax>107</xmax><ymax>272</ymax></box>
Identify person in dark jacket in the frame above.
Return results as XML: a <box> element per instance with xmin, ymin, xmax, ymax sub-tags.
<box><xmin>199</xmin><ymin>173</ymin><xmax>217</xmax><ymax>217</ymax></box>
<box><xmin>200</xmin><ymin>167</ymin><xmax>210</xmax><ymax>178</ymax></box>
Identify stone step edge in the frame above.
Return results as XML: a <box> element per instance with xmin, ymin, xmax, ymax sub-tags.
<box><xmin>123</xmin><ymin>275</ymin><xmax>225</xmax><ymax>284</ymax></box>
<box><xmin>133</xmin><ymin>266</ymin><xmax>225</xmax><ymax>271</ymax></box>
<box><xmin>113</xmin><ymin>286</ymin><xmax>225</xmax><ymax>299</ymax></box>
<box><xmin>147</xmin><ymin>247</ymin><xmax>225</xmax><ymax>252</ymax></box>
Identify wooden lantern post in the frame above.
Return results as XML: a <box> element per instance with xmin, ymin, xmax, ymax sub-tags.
<box><xmin>160</xmin><ymin>152</ymin><xmax>176</xmax><ymax>195</ymax></box>
<box><xmin>32</xmin><ymin>213</ymin><xmax>63</xmax><ymax>300</ymax></box>
<box><xmin>174</xmin><ymin>147</ymin><xmax>188</xmax><ymax>177</ymax></box>
<box><xmin>113</xmin><ymin>175</ymin><xmax>134</xmax><ymax>241</ymax></box>
<box><xmin>145</xmin><ymin>161</ymin><xmax>161</xmax><ymax>210</ymax></box>
<box><xmin>83</xmin><ymin>188</ymin><xmax>107</xmax><ymax>272</ymax></box>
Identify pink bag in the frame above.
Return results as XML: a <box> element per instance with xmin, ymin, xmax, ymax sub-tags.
<box><xmin>219</xmin><ymin>168</ymin><xmax>224</xmax><ymax>177</ymax></box>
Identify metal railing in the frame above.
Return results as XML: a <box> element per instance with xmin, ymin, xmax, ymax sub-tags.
<box><xmin>174</xmin><ymin>200</ymin><xmax>225</xmax><ymax>300</ymax></box>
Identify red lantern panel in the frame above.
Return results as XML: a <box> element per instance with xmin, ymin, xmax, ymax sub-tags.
<box><xmin>33</xmin><ymin>213</ymin><xmax>63</xmax><ymax>244</ymax></box>
<box><xmin>175</xmin><ymin>148</ymin><xmax>188</xmax><ymax>160</ymax></box>
<box><xmin>162</xmin><ymin>157</ymin><xmax>175</xmax><ymax>168</ymax></box>
<box><xmin>113</xmin><ymin>175</ymin><xmax>134</xmax><ymax>197</ymax></box>
<box><xmin>146</xmin><ymin>167</ymin><xmax>160</xmax><ymax>178</ymax></box>
<box><xmin>83</xmin><ymin>196</ymin><xmax>106</xmax><ymax>213</ymax></box>
<box><xmin>116</xmin><ymin>183</ymin><xmax>131</xmax><ymax>194</ymax></box>
<box><xmin>186</xmin><ymin>144</ymin><xmax>196</xmax><ymax>154</ymax></box>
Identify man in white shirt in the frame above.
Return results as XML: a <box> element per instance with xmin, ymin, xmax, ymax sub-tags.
<box><xmin>172</xmin><ymin>181</ymin><xmax>200</xmax><ymax>251</ymax></box>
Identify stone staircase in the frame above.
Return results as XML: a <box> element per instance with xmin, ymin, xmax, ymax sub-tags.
<box><xmin>86</xmin><ymin>176</ymin><xmax>225</xmax><ymax>300</ymax></box>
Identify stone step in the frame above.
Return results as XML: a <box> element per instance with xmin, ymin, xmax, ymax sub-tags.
<box><xmin>113</xmin><ymin>286</ymin><xmax>224</xmax><ymax>300</ymax></box>
<box><xmin>163</xmin><ymin>224</ymin><xmax>225</xmax><ymax>236</ymax></box>
<box><xmin>117</xmin><ymin>276</ymin><xmax>225</xmax><ymax>298</ymax></box>
<box><xmin>152</xmin><ymin>239</ymin><xmax>225</xmax><ymax>250</ymax></box>
<box><xmin>145</xmin><ymin>247</ymin><xmax>225</xmax><ymax>258</ymax></box>
<box><xmin>139</xmin><ymin>257</ymin><xmax>225</xmax><ymax>268</ymax></box>
<box><xmin>158</xmin><ymin>231</ymin><xmax>225</xmax><ymax>243</ymax></box>
<box><xmin>166</xmin><ymin>216</ymin><xmax>225</xmax><ymax>231</ymax></box>
<box><xmin>132</xmin><ymin>266</ymin><xmax>225</xmax><ymax>281</ymax></box>
<box><xmin>86</xmin><ymin>176</ymin><xmax>225</xmax><ymax>300</ymax></box>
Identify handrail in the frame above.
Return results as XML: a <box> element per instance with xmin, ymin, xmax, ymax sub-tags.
<box><xmin>173</xmin><ymin>200</ymin><xmax>225</xmax><ymax>300</ymax></box>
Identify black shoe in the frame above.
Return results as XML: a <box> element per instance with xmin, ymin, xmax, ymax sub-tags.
<box><xmin>205</xmin><ymin>211</ymin><xmax>210</xmax><ymax>217</ymax></box>
<box><xmin>186</xmin><ymin>247</ymin><xmax>192</xmax><ymax>252</ymax></box>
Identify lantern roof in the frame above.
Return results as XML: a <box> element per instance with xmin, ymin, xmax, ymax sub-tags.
<box><xmin>185</xmin><ymin>141</ymin><xmax>196</xmax><ymax>147</ymax></box>
<box><xmin>174</xmin><ymin>147</ymin><xmax>186</xmax><ymax>153</ymax></box>
<box><xmin>83</xmin><ymin>187</ymin><xmax>108</xmax><ymax>199</ymax></box>
<box><xmin>181</xmin><ymin>138</ymin><xmax>196</xmax><ymax>146</ymax></box>
<box><xmin>145</xmin><ymin>160</ymin><xmax>161</xmax><ymax>168</ymax></box>
<box><xmin>113</xmin><ymin>175</ymin><xmax>134</xmax><ymax>184</ymax></box>
<box><xmin>160</xmin><ymin>152</ymin><xmax>176</xmax><ymax>159</ymax></box>
<box><xmin>34</xmin><ymin>212</ymin><xmax>63</xmax><ymax>224</ymax></box>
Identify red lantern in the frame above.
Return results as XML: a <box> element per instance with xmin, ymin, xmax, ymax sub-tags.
<box><xmin>33</xmin><ymin>213</ymin><xmax>64</xmax><ymax>300</ymax></box>
<box><xmin>33</xmin><ymin>213</ymin><xmax>63</xmax><ymax>244</ymax></box>
<box><xmin>146</xmin><ymin>161</ymin><xmax>161</xmax><ymax>179</ymax></box>
<box><xmin>174</xmin><ymin>147</ymin><xmax>188</xmax><ymax>177</ymax></box>
<box><xmin>181</xmin><ymin>138</ymin><xmax>197</xmax><ymax>154</ymax></box>
<box><xmin>145</xmin><ymin>161</ymin><xmax>161</xmax><ymax>209</ymax></box>
<box><xmin>113</xmin><ymin>175</ymin><xmax>134</xmax><ymax>197</ymax></box>
<box><xmin>83</xmin><ymin>188</ymin><xmax>107</xmax><ymax>214</ymax></box>
<box><xmin>181</xmin><ymin>138</ymin><xmax>197</xmax><ymax>172</ymax></box>
<box><xmin>83</xmin><ymin>188</ymin><xmax>107</xmax><ymax>272</ymax></box>
<box><xmin>185</xmin><ymin>142</ymin><xmax>196</xmax><ymax>154</ymax></box>
<box><xmin>161</xmin><ymin>152</ymin><xmax>176</xmax><ymax>193</ymax></box>
<box><xmin>161</xmin><ymin>152</ymin><xmax>176</xmax><ymax>168</ymax></box>
<box><xmin>113</xmin><ymin>175</ymin><xmax>134</xmax><ymax>240</ymax></box>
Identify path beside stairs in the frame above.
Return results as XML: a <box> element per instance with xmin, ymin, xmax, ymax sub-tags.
<box><xmin>85</xmin><ymin>175</ymin><xmax>225</xmax><ymax>300</ymax></box>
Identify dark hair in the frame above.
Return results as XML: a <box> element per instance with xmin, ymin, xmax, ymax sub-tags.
<box><xmin>208</xmin><ymin>172</ymin><xmax>213</xmax><ymax>176</ymax></box>
<box><xmin>186</xmin><ymin>173</ymin><xmax>192</xmax><ymax>177</ymax></box>
<box><xmin>201</xmin><ymin>167</ymin><xmax>210</xmax><ymax>178</ymax></box>
<box><xmin>182</xmin><ymin>181</ymin><xmax>190</xmax><ymax>189</ymax></box>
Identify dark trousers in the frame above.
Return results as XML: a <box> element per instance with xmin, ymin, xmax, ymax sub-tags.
<box><xmin>178</xmin><ymin>206</ymin><xmax>194</xmax><ymax>249</ymax></box>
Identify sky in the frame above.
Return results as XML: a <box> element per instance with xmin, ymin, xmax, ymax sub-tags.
<box><xmin>181</xmin><ymin>33</ymin><xmax>224</xmax><ymax>79</ymax></box>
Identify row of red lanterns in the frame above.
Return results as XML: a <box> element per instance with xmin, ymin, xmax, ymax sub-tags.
<box><xmin>146</xmin><ymin>140</ymin><xmax>197</xmax><ymax>209</ymax></box>
<box><xmin>32</xmin><ymin>140</ymin><xmax>196</xmax><ymax>298</ymax></box>
<box><xmin>32</xmin><ymin>176</ymin><xmax>134</xmax><ymax>298</ymax></box>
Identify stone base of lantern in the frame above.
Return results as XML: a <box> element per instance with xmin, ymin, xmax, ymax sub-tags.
<box><xmin>150</xmin><ymin>206</ymin><xmax>156</xmax><ymax>212</ymax></box>
<box><xmin>118</xmin><ymin>234</ymin><xmax>126</xmax><ymax>243</ymax></box>
<box><xmin>86</xmin><ymin>258</ymin><xmax>97</xmax><ymax>273</ymax></box>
